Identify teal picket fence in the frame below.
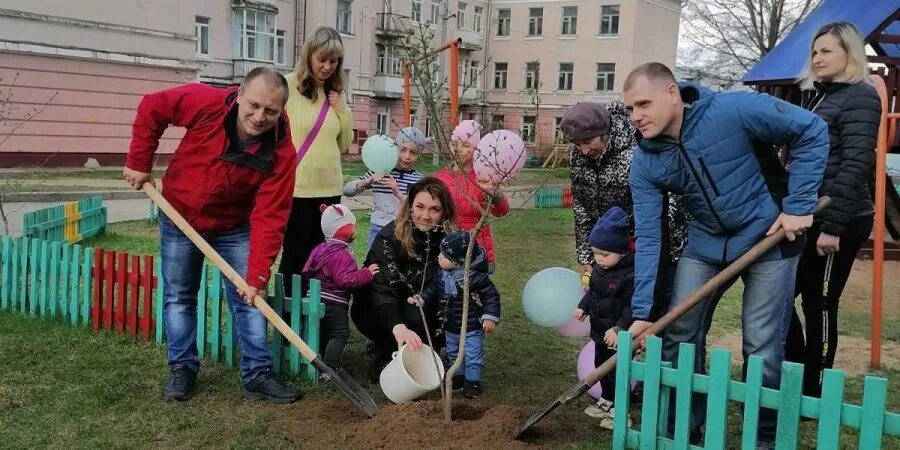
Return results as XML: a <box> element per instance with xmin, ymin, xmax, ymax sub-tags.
<box><xmin>23</xmin><ymin>196</ymin><xmax>107</xmax><ymax>243</ymax></box>
<box><xmin>0</xmin><ymin>235</ymin><xmax>323</xmax><ymax>382</ymax></box>
<box><xmin>533</xmin><ymin>187</ymin><xmax>573</xmax><ymax>209</ymax></box>
<box><xmin>613</xmin><ymin>332</ymin><xmax>900</xmax><ymax>449</ymax></box>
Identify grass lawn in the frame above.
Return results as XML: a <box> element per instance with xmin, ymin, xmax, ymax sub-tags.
<box><xmin>4</xmin><ymin>209</ymin><xmax>899</xmax><ymax>449</ymax></box>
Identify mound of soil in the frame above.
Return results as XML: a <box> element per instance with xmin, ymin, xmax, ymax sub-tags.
<box><xmin>344</xmin><ymin>400</ymin><xmax>536</xmax><ymax>449</ymax></box>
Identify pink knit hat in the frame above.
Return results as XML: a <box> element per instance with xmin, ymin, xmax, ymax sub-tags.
<box><xmin>451</xmin><ymin>120</ymin><xmax>482</xmax><ymax>148</ymax></box>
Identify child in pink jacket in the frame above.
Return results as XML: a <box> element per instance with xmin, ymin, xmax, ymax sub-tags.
<box><xmin>302</xmin><ymin>204</ymin><xmax>379</xmax><ymax>370</ymax></box>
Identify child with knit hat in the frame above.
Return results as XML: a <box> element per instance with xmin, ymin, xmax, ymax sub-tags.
<box><xmin>408</xmin><ymin>230</ymin><xmax>500</xmax><ymax>399</ymax></box>
<box><xmin>572</xmin><ymin>206</ymin><xmax>636</xmax><ymax>428</ymax></box>
<box><xmin>302</xmin><ymin>204</ymin><xmax>379</xmax><ymax>370</ymax></box>
<box><xmin>343</xmin><ymin>126</ymin><xmax>427</xmax><ymax>248</ymax></box>
<box><xmin>434</xmin><ymin>120</ymin><xmax>509</xmax><ymax>273</ymax></box>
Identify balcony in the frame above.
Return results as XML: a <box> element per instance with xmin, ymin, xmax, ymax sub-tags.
<box><xmin>233</xmin><ymin>59</ymin><xmax>283</xmax><ymax>81</ymax></box>
<box><xmin>455</xmin><ymin>29</ymin><xmax>484</xmax><ymax>51</ymax></box>
<box><xmin>376</xmin><ymin>13</ymin><xmax>407</xmax><ymax>38</ymax></box>
<box><xmin>372</xmin><ymin>75</ymin><xmax>404</xmax><ymax>99</ymax></box>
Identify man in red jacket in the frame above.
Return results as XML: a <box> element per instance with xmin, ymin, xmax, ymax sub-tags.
<box><xmin>123</xmin><ymin>67</ymin><xmax>299</xmax><ymax>404</ymax></box>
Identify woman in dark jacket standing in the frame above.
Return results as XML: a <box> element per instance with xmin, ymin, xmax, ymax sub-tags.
<box><xmin>351</xmin><ymin>177</ymin><xmax>457</xmax><ymax>378</ymax></box>
<box><xmin>785</xmin><ymin>21</ymin><xmax>881</xmax><ymax>397</ymax></box>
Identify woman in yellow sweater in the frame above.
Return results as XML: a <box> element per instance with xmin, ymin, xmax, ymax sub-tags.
<box><xmin>279</xmin><ymin>26</ymin><xmax>354</xmax><ymax>294</ymax></box>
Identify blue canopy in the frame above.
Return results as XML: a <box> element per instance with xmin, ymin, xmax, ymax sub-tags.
<box><xmin>742</xmin><ymin>0</ymin><xmax>898</xmax><ymax>84</ymax></box>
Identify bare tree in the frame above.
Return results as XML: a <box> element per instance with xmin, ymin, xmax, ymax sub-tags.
<box><xmin>681</xmin><ymin>0</ymin><xmax>820</xmax><ymax>78</ymax></box>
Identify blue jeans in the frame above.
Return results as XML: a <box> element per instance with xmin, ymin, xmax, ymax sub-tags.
<box><xmin>445</xmin><ymin>329</ymin><xmax>485</xmax><ymax>381</ymax></box>
<box><xmin>663</xmin><ymin>256</ymin><xmax>799</xmax><ymax>443</ymax></box>
<box><xmin>367</xmin><ymin>222</ymin><xmax>384</xmax><ymax>249</ymax></box>
<box><xmin>160</xmin><ymin>214</ymin><xmax>273</xmax><ymax>384</ymax></box>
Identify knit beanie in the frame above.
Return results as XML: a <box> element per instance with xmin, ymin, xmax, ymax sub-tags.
<box><xmin>320</xmin><ymin>204</ymin><xmax>356</xmax><ymax>241</ymax></box>
<box><xmin>559</xmin><ymin>102</ymin><xmax>611</xmax><ymax>143</ymax></box>
<box><xmin>440</xmin><ymin>231</ymin><xmax>471</xmax><ymax>266</ymax></box>
<box><xmin>588</xmin><ymin>206</ymin><xmax>629</xmax><ymax>254</ymax></box>
<box><xmin>450</xmin><ymin>119</ymin><xmax>482</xmax><ymax>148</ymax></box>
<box><xmin>395</xmin><ymin>126</ymin><xmax>430</xmax><ymax>152</ymax></box>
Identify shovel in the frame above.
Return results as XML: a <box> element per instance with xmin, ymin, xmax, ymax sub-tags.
<box><xmin>515</xmin><ymin>197</ymin><xmax>830</xmax><ymax>438</ymax></box>
<box><xmin>143</xmin><ymin>183</ymin><xmax>378</xmax><ymax>418</ymax></box>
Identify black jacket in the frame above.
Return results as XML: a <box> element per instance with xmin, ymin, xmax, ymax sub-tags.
<box><xmin>355</xmin><ymin>221</ymin><xmax>445</xmax><ymax>331</ymax></box>
<box><xmin>804</xmin><ymin>81</ymin><xmax>881</xmax><ymax>236</ymax></box>
<box><xmin>577</xmin><ymin>253</ymin><xmax>635</xmax><ymax>342</ymax></box>
<box><xmin>421</xmin><ymin>246</ymin><xmax>501</xmax><ymax>333</ymax></box>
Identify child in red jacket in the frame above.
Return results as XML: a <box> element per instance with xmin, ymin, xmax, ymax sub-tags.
<box><xmin>302</xmin><ymin>204</ymin><xmax>379</xmax><ymax>370</ymax></box>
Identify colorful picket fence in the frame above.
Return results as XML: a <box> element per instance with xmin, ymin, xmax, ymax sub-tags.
<box><xmin>533</xmin><ymin>187</ymin><xmax>573</xmax><ymax>209</ymax></box>
<box><xmin>613</xmin><ymin>333</ymin><xmax>900</xmax><ymax>449</ymax></box>
<box><xmin>0</xmin><ymin>235</ymin><xmax>324</xmax><ymax>382</ymax></box>
<box><xmin>23</xmin><ymin>196</ymin><xmax>107</xmax><ymax>243</ymax></box>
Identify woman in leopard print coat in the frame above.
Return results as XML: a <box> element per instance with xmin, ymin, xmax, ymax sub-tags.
<box><xmin>562</xmin><ymin>101</ymin><xmax>688</xmax><ymax>283</ymax></box>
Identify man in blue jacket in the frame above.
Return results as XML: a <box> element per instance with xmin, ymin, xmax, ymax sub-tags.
<box><xmin>623</xmin><ymin>63</ymin><xmax>828</xmax><ymax>447</ymax></box>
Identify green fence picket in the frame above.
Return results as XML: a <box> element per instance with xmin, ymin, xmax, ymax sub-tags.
<box><xmin>39</xmin><ymin>240</ymin><xmax>49</xmax><ymax>316</ymax></box>
<box><xmin>70</xmin><ymin>245</ymin><xmax>81</xmax><ymax>326</ymax></box>
<box><xmin>818</xmin><ymin>369</ymin><xmax>846</xmax><ymax>450</ymax></box>
<box><xmin>303</xmin><ymin>278</ymin><xmax>323</xmax><ymax>382</ymax></box>
<box><xmin>614</xmin><ymin>330</ymin><xmax>633</xmax><ymax>450</ymax></box>
<box><xmin>81</xmin><ymin>247</ymin><xmax>92</xmax><ymax>327</ymax></box>
<box><xmin>774</xmin><ymin>363</ymin><xmax>804</xmax><ymax>450</ymax></box>
<box><xmin>290</xmin><ymin>276</ymin><xmax>302</xmax><ymax>376</ymax></box>
<box><xmin>49</xmin><ymin>242</ymin><xmax>60</xmax><ymax>318</ymax></box>
<box><xmin>29</xmin><ymin>239</ymin><xmax>39</xmax><ymax>316</ymax></box>
<box><xmin>19</xmin><ymin>238</ymin><xmax>28</xmax><ymax>314</ymax></box>
<box><xmin>210</xmin><ymin>267</ymin><xmax>221</xmax><ymax>364</ymax></box>
<box><xmin>1</xmin><ymin>236</ymin><xmax>10</xmax><ymax>309</ymax></box>
<box><xmin>741</xmin><ymin>356</ymin><xmax>764</xmax><ymax>450</ymax></box>
<box><xmin>657</xmin><ymin>361</ymin><xmax>672</xmax><ymax>439</ymax></box>
<box><xmin>859</xmin><ymin>376</ymin><xmax>888</xmax><ymax>449</ymax></box>
<box><xmin>60</xmin><ymin>244</ymin><xmax>69</xmax><ymax>319</ymax></box>
<box><xmin>196</xmin><ymin>266</ymin><xmax>207</xmax><ymax>358</ymax></box>
<box><xmin>673</xmin><ymin>343</ymin><xmax>695</xmax><ymax>450</ymax></box>
<box><xmin>705</xmin><ymin>349</ymin><xmax>732</xmax><ymax>449</ymax></box>
<box><xmin>10</xmin><ymin>238</ymin><xmax>19</xmax><ymax>311</ymax></box>
<box><xmin>271</xmin><ymin>274</ymin><xmax>284</xmax><ymax>374</ymax></box>
<box><xmin>640</xmin><ymin>336</ymin><xmax>663</xmax><ymax>450</ymax></box>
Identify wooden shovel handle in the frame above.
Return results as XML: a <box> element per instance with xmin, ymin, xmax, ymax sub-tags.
<box><xmin>143</xmin><ymin>183</ymin><xmax>318</xmax><ymax>362</ymax></box>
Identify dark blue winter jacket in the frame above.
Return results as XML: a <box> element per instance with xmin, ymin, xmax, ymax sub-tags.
<box><xmin>421</xmin><ymin>245</ymin><xmax>501</xmax><ymax>332</ymax></box>
<box><xmin>629</xmin><ymin>83</ymin><xmax>829</xmax><ymax>320</ymax></box>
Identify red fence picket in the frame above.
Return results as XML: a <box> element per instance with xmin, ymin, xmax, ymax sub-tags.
<box><xmin>90</xmin><ymin>248</ymin><xmax>157</xmax><ymax>340</ymax></box>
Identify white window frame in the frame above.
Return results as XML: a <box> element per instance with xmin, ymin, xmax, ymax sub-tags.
<box><xmin>474</xmin><ymin>6</ymin><xmax>483</xmax><ymax>33</ymax></box>
<box><xmin>337</xmin><ymin>0</ymin><xmax>353</xmax><ymax>34</ymax></box>
<box><xmin>376</xmin><ymin>44</ymin><xmax>403</xmax><ymax>75</ymax></box>
<box><xmin>431</xmin><ymin>0</ymin><xmax>442</xmax><ymax>24</ymax></box>
<box><xmin>527</xmin><ymin>8</ymin><xmax>543</xmax><ymax>36</ymax></box>
<box><xmin>600</xmin><ymin>5</ymin><xmax>620</xmax><ymax>36</ymax></box>
<box><xmin>410</xmin><ymin>109</ymin><xmax>418</xmax><ymax>128</ymax></box>
<box><xmin>275</xmin><ymin>30</ymin><xmax>285</xmax><ymax>65</ymax></box>
<box><xmin>521</xmin><ymin>115</ymin><xmax>536</xmax><ymax>142</ymax></box>
<box><xmin>377</xmin><ymin>108</ymin><xmax>390</xmax><ymax>135</ymax></box>
<box><xmin>468</xmin><ymin>60</ymin><xmax>480</xmax><ymax>88</ymax></box>
<box><xmin>558</xmin><ymin>62</ymin><xmax>574</xmax><ymax>91</ymax></box>
<box><xmin>412</xmin><ymin>0</ymin><xmax>422</xmax><ymax>22</ymax></box>
<box><xmin>561</xmin><ymin>6</ymin><xmax>577</xmax><ymax>35</ymax></box>
<box><xmin>195</xmin><ymin>16</ymin><xmax>210</xmax><ymax>56</ymax></box>
<box><xmin>233</xmin><ymin>9</ymin><xmax>278</xmax><ymax>62</ymax></box>
<box><xmin>457</xmin><ymin>2</ymin><xmax>467</xmax><ymax>29</ymax></box>
<box><xmin>596</xmin><ymin>63</ymin><xmax>616</xmax><ymax>92</ymax></box>
<box><xmin>524</xmin><ymin>61</ymin><xmax>539</xmax><ymax>90</ymax></box>
<box><xmin>496</xmin><ymin>9</ymin><xmax>510</xmax><ymax>36</ymax></box>
<box><xmin>493</xmin><ymin>62</ymin><xmax>508</xmax><ymax>89</ymax></box>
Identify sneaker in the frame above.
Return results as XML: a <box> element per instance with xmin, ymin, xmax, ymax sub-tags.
<box><xmin>452</xmin><ymin>375</ymin><xmax>465</xmax><ymax>392</ymax></box>
<box><xmin>463</xmin><ymin>380</ymin><xmax>482</xmax><ymax>399</ymax></box>
<box><xmin>243</xmin><ymin>371</ymin><xmax>300</xmax><ymax>404</ymax></box>
<box><xmin>164</xmin><ymin>365</ymin><xmax>197</xmax><ymax>401</ymax></box>
<box><xmin>583</xmin><ymin>398</ymin><xmax>631</xmax><ymax>430</ymax></box>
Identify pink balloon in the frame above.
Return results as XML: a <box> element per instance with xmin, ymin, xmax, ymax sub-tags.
<box><xmin>557</xmin><ymin>317</ymin><xmax>591</xmax><ymax>338</ymax></box>
<box><xmin>473</xmin><ymin>130</ymin><xmax>526</xmax><ymax>183</ymax></box>
<box><xmin>576</xmin><ymin>340</ymin><xmax>604</xmax><ymax>400</ymax></box>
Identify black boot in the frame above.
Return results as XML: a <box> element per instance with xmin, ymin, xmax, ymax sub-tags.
<box><xmin>164</xmin><ymin>365</ymin><xmax>197</xmax><ymax>401</ymax></box>
<box><xmin>463</xmin><ymin>380</ymin><xmax>482</xmax><ymax>399</ymax></box>
<box><xmin>452</xmin><ymin>375</ymin><xmax>465</xmax><ymax>392</ymax></box>
<box><xmin>243</xmin><ymin>371</ymin><xmax>300</xmax><ymax>404</ymax></box>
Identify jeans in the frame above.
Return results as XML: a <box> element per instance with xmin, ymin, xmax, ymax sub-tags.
<box><xmin>160</xmin><ymin>214</ymin><xmax>273</xmax><ymax>384</ymax></box>
<box><xmin>445</xmin><ymin>329</ymin><xmax>485</xmax><ymax>382</ymax></box>
<box><xmin>367</xmin><ymin>222</ymin><xmax>384</xmax><ymax>249</ymax></box>
<box><xmin>320</xmin><ymin>303</ymin><xmax>350</xmax><ymax>369</ymax></box>
<box><xmin>663</xmin><ymin>256</ymin><xmax>799</xmax><ymax>443</ymax></box>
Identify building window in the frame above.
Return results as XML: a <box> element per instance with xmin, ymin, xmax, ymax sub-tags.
<box><xmin>491</xmin><ymin>114</ymin><xmax>504</xmax><ymax>130</ymax></box>
<box><xmin>496</xmin><ymin>9</ymin><xmax>510</xmax><ymax>36</ymax></box>
<box><xmin>561</xmin><ymin>6</ymin><xmax>577</xmax><ymax>35</ymax></box>
<box><xmin>469</xmin><ymin>60</ymin><xmax>480</xmax><ymax>88</ymax></box>
<box><xmin>493</xmin><ymin>62</ymin><xmax>508</xmax><ymax>89</ymax></box>
<box><xmin>558</xmin><ymin>62</ymin><xmax>573</xmax><ymax>90</ymax></box>
<box><xmin>553</xmin><ymin>117</ymin><xmax>563</xmax><ymax>142</ymax></box>
<box><xmin>522</xmin><ymin>116</ymin><xmax>536</xmax><ymax>142</ymax></box>
<box><xmin>600</xmin><ymin>5</ymin><xmax>620</xmax><ymax>36</ymax></box>
<box><xmin>377</xmin><ymin>108</ymin><xmax>390</xmax><ymax>135</ymax></box>
<box><xmin>233</xmin><ymin>9</ymin><xmax>278</xmax><ymax>62</ymax></box>
<box><xmin>528</xmin><ymin>8</ymin><xmax>543</xmax><ymax>36</ymax></box>
<box><xmin>276</xmin><ymin>30</ymin><xmax>285</xmax><ymax>65</ymax></box>
<box><xmin>524</xmin><ymin>61</ymin><xmax>540</xmax><ymax>90</ymax></box>
<box><xmin>337</xmin><ymin>0</ymin><xmax>353</xmax><ymax>34</ymax></box>
<box><xmin>344</xmin><ymin>69</ymin><xmax>353</xmax><ymax>103</ymax></box>
<box><xmin>431</xmin><ymin>0</ymin><xmax>442</xmax><ymax>24</ymax></box>
<box><xmin>376</xmin><ymin>44</ymin><xmax>403</xmax><ymax>75</ymax></box>
<box><xmin>596</xmin><ymin>63</ymin><xmax>616</xmax><ymax>91</ymax></box>
<box><xmin>457</xmin><ymin>2</ymin><xmax>467</xmax><ymax>29</ymax></box>
<box><xmin>412</xmin><ymin>0</ymin><xmax>422</xmax><ymax>22</ymax></box>
<box><xmin>410</xmin><ymin>109</ymin><xmax>418</xmax><ymax>128</ymax></box>
<box><xmin>195</xmin><ymin>16</ymin><xmax>210</xmax><ymax>56</ymax></box>
<box><xmin>474</xmin><ymin>6</ymin><xmax>483</xmax><ymax>33</ymax></box>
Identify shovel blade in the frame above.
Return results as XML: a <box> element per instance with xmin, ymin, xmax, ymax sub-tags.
<box><xmin>515</xmin><ymin>381</ymin><xmax>589</xmax><ymax>439</ymax></box>
<box><xmin>312</xmin><ymin>357</ymin><xmax>379</xmax><ymax>418</ymax></box>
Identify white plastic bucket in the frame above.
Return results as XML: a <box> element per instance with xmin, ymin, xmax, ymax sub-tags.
<box><xmin>379</xmin><ymin>344</ymin><xmax>445</xmax><ymax>404</ymax></box>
